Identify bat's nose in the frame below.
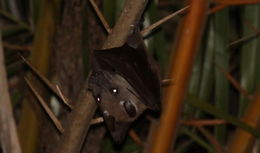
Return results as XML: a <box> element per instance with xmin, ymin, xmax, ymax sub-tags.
<box><xmin>123</xmin><ymin>100</ymin><xmax>137</xmax><ymax>117</ymax></box>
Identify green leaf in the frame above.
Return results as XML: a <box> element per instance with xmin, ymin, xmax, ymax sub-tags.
<box><xmin>0</xmin><ymin>10</ymin><xmax>31</xmax><ymax>31</ymax></box>
<box><xmin>240</xmin><ymin>5</ymin><xmax>260</xmax><ymax>116</ymax></box>
<box><xmin>186</xmin><ymin>94</ymin><xmax>260</xmax><ymax>138</ymax></box>
<box><xmin>180</xmin><ymin>127</ymin><xmax>214</xmax><ymax>153</ymax></box>
<box><xmin>213</xmin><ymin>8</ymin><xmax>230</xmax><ymax>144</ymax></box>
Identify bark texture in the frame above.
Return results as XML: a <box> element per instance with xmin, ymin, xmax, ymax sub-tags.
<box><xmin>39</xmin><ymin>0</ymin><xmax>86</xmax><ymax>152</ymax></box>
<box><xmin>0</xmin><ymin>34</ymin><xmax>22</xmax><ymax>153</ymax></box>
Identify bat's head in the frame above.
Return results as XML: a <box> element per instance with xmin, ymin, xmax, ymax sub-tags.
<box><xmin>88</xmin><ymin>43</ymin><xmax>161</xmax><ymax>143</ymax></box>
<box><xmin>89</xmin><ymin>70</ymin><xmax>147</xmax><ymax>143</ymax></box>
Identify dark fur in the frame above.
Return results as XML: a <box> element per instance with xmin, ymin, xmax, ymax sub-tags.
<box><xmin>88</xmin><ymin>42</ymin><xmax>161</xmax><ymax>143</ymax></box>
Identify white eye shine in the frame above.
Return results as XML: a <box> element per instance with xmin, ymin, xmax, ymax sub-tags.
<box><xmin>112</xmin><ymin>88</ymin><xmax>118</xmax><ymax>94</ymax></box>
<box><xmin>96</xmin><ymin>97</ymin><xmax>101</xmax><ymax>102</ymax></box>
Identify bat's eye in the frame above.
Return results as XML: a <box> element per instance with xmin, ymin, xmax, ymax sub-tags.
<box><xmin>96</xmin><ymin>94</ymin><xmax>101</xmax><ymax>102</ymax></box>
<box><xmin>123</xmin><ymin>100</ymin><xmax>136</xmax><ymax>118</ymax></box>
<box><xmin>111</xmin><ymin>88</ymin><xmax>118</xmax><ymax>94</ymax></box>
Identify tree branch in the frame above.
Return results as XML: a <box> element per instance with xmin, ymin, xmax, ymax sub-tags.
<box><xmin>53</xmin><ymin>1</ymin><xmax>148</xmax><ymax>153</ymax></box>
<box><xmin>146</xmin><ymin>0</ymin><xmax>209</xmax><ymax>152</ymax></box>
<box><xmin>0</xmin><ymin>34</ymin><xmax>22</xmax><ymax>153</ymax></box>
<box><xmin>102</xmin><ymin>0</ymin><xmax>148</xmax><ymax>49</ymax></box>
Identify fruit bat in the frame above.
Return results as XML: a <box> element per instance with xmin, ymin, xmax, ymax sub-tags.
<box><xmin>88</xmin><ymin>35</ymin><xmax>161</xmax><ymax>143</ymax></box>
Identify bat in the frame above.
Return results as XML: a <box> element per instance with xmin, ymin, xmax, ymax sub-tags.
<box><xmin>88</xmin><ymin>36</ymin><xmax>161</xmax><ymax>143</ymax></box>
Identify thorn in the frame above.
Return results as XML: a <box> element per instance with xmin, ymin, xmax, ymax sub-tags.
<box><xmin>161</xmin><ymin>79</ymin><xmax>174</xmax><ymax>87</ymax></box>
<box><xmin>24</xmin><ymin>77</ymin><xmax>64</xmax><ymax>133</ymax></box>
<box><xmin>20</xmin><ymin>55</ymin><xmax>72</xmax><ymax>109</ymax></box>
<box><xmin>55</xmin><ymin>85</ymin><xmax>73</xmax><ymax>109</ymax></box>
<box><xmin>89</xmin><ymin>0</ymin><xmax>112</xmax><ymax>34</ymax></box>
<box><xmin>213</xmin><ymin>0</ymin><xmax>260</xmax><ymax>5</ymax></box>
<box><xmin>141</xmin><ymin>6</ymin><xmax>189</xmax><ymax>36</ymax></box>
<box><xmin>208</xmin><ymin>4</ymin><xmax>228</xmax><ymax>15</ymax></box>
<box><xmin>2</xmin><ymin>42</ymin><xmax>32</xmax><ymax>51</ymax></box>
<box><xmin>90</xmin><ymin>117</ymin><xmax>104</xmax><ymax>125</ymax></box>
<box><xmin>196</xmin><ymin>125</ymin><xmax>223</xmax><ymax>153</ymax></box>
<box><xmin>227</xmin><ymin>32</ymin><xmax>260</xmax><ymax>47</ymax></box>
<box><xmin>181</xmin><ymin>119</ymin><xmax>227</xmax><ymax>126</ymax></box>
<box><xmin>145</xmin><ymin>114</ymin><xmax>156</xmax><ymax>121</ymax></box>
<box><xmin>216</xmin><ymin>64</ymin><xmax>253</xmax><ymax>100</ymax></box>
<box><xmin>228</xmin><ymin>19</ymin><xmax>260</xmax><ymax>47</ymax></box>
<box><xmin>129</xmin><ymin>130</ymin><xmax>144</xmax><ymax>146</ymax></box>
